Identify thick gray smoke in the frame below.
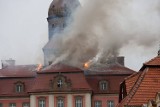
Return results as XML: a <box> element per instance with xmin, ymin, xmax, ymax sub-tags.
<box><xmin>50</xmin><ymin>0</ymin><xmax>160</xmax><ymax>67</ymax></box>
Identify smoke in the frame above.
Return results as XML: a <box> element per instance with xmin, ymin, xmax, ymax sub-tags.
<box><xmin>50</xmin><ymin>0</ymin><xmax>160</xmax><ymax>67</ymax></box>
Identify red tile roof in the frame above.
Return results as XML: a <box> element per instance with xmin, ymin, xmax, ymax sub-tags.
<box><xmin>0</xmin><ymin>78</ymin><xmax>35</xmax><ymax>97</ymax></box>
<box><xmin>0</xmin><ymin>65</ymin><xmax>36</xmax><ymax>78</ymax></box>
<box><xmin>124</xmin><ymin>72</ymin><xmax>140</xmax><ymax>94</ymax></box>
<box><xmin>118</xmin><ymin>56</ymin><xmax>160</xmax><ymax>107</ymax></box>
<box><xmin>39</xmin><ymin>63</ymin><xmax>82</xmax><ymax>73</ymax></box>
<box><xmin>144</xmin><ymin>56</ymin><xmax>160</xmax><ymax>66</ymax></box>
<box><xmin>86</xmin><ymin>75</ymin><xmax>128</xmax><ymax>94</ymax></box>
<box><xmin>86</xmin><ymin>64</ymin><xmax>135</xmax><ymax>94</ymax></box>
<box><xmin>85</xmin><ymin>64</ymin><xmax>135</xmax><ymax>75</ymax></box>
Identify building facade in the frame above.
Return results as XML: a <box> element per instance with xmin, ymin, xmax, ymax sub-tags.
<box><xmin>0</xmin><ymin>62</ymin><xmax>134</xmax><ymax>107</ymax></box>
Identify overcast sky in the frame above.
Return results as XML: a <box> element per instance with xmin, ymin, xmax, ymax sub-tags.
<box><xmin>0</xmin><ymin>0</ymin><xmax>158</xmax><ymax>71</ymax></box>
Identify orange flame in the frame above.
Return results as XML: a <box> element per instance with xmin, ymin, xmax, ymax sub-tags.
<box><xmin>36</xmin><ymin>64</ymin><xmax>42</xmax><ymax>71</ymax></box>
<box><xmin>84</xmin><ymin>61</ymin><xmax>90</xmax><ymax>69</ymax></box>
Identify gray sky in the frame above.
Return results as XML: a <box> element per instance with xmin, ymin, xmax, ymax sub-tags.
<box><xmin>0</xmin><ymin>0</ymin><xmax>158</xmax><ymax>71</ymax></box>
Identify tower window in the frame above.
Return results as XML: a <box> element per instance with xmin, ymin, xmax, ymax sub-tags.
<box><xmin>99</xmin><ymin>81</ymin><xmax>108</xmax><ymax>90</ymax></box>
<box><xmin>52</xmin><ymin>24</ymin><xmax>55</xmax><ymax>28</ymax></box>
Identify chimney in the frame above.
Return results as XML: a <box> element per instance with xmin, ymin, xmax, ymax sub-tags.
<box><xmin>1</xmin><ymin>58</ymin><xmax>15</xmax><ymax>68</ymax></box>
<box><xmin>116</xmin><ymin>56</ymin><xmax>125</xmax><ymax>66</ymax></box>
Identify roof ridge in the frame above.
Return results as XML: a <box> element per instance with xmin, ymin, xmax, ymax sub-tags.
<box><xmin>124</xmin><ymin>72</ymin><xmax>139</xmax><ymax>80</ymax></box>
<box><xmin>126</xmin><ymin>69</ymin><xmax>147</xmax><ymax>105</ymax></box>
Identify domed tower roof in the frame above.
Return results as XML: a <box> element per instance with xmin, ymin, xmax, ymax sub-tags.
<box><xmin>48</xmin><ymin>0</ymin><xmax>80</xmax><ymax>17</ymax></box>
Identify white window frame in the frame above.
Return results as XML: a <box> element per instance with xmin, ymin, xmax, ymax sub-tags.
<box><xmin>57</xmin><ymin>97</ymin><xmax>64</xmax><ymax>107</ymax></box>
<box><xmin>107</xmin><ymin>100</ymin><xmax>114</xmax><ymax>107</ymax></box>
<box><xmin>9</xmin><ymin>103</ymin><xmax>16</xmax><ymax>107</ymax></box>
<box><xmin>94</xmin><ymin>101</ymin><xmax>101</xmax><ymax>107</ymax></box>
<box><xmin>99</xmin><ymin>81</ymin><xmax>108</xmax><ymax>90</ymax></box>
<box><xmin>75</xmin><ymin>97</ymin><xmax>83</xmax><ymax>107</ymax></box>
<box><xmin>22</xmin><ymin>102</ymin><xmax>30</xmax><ymax>107</ymax></box>
<box><xmin>38</xmin><ymin>99</ymin><xmax>46</xmax><ymax>107</ymax></box>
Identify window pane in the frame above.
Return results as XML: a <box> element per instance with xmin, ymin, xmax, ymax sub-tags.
<box><xmin>39</xmin><ymin>99</ymin><xmax>45</xmax><ymax>107</ymax></box>
<box><xmin>75</xmin><ymin>97</ymin><xmax>82</xmax><ymax>107</ymax></box>
<box><xmin>16</xmin><ymin>84</ymin><xmax>23</xmax><ymax>92</ymax></box>
<box><xmin>94</xmin><ymin>101</ymin><xmax>101</xmax><ymax>107</ymax></box>
<box><xmin>107</xmin><ymin>101</ymin><xmax>114</xmax><ymax>107</ymax></box>
<box><xmin>9</xmin><ymin>103</ymin><xmax>16</xmax><ymax>107</ymax></box>
<box><xmin>57</xmin><ymin>99</ymin><xmax>64</xmax><ymax>107</ymax></box>
<box><xmin>22</xmin><ymin>103</ymin><xmax>30</xmax><ymax>107</ymax></box>
<box><xmin>99</xmin><ymin>81</ymin><xmax>108</xmax><ymax>90</ymax></box>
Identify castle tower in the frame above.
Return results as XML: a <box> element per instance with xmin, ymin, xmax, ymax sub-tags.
<box><xmin>47</xmin><ymin>0</ymin><xmax>80</xmax><ymax>40</ymax></box>
<box><xmin>43</xmin><ymin>0</ymin><xmax>80</xmax><ymax>66</ymax></box>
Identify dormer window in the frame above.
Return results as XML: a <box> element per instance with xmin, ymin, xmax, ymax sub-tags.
<box><xmin>15</xmin><ymin>81</ymin><xmax>24</xmax><ymax>93</ymax></box>
<box><xmin>57</xmin><ymin>79</ymin><xmax>63</xmax><ymax>88</ymax></box>
<box><xmin>99</xmin><ymin>81</ymin><xmax>108</xmax><ymax>90</ymax></box>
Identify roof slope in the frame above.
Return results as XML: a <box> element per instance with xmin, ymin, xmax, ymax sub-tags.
<box><xmin>85</xmin><ymin>64</ymin><xmax>135</xmax><ymax>75</ymax></box>
<box><xmin>0</xmin><ymin>78</ymin><xmax>35</xmax><ymax>97</ymax></box>
<box><xmin>86</xmin><ymin>64</ymin><xmax>135</xmax><ymax>94</ymax></box>
<box><xmin>118</xmin><ymin>56</ymin><xmax>160</xmax><ymax>107</ymax></box>
<box><xmin>0</xmin><ymin>65</ymin><xmax>36</xmax><ymax>78</ymax></box>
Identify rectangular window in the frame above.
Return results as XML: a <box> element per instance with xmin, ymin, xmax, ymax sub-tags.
<box><xmin>16</xmin><ymin>84</ymin><xmax>23</xmax><ymax>92</ymax></box>
<box><xmin>9</xmin><ymin>103</ymin><xmax>16</xmax><ymax>107</ymax></box>
<box><xmin>107</xmin><ymin>101</ymin><xmax>114</xmax><ymax>107</ymax></box>
<box><xmin>75</xmin><ymin>97</ymin><xmax>83</xmax><ymax>107</ymax></box>
<box><xmin>0</xmin><ymin>103</ymin><xmax>3</xmax><ymax>107</ymax></box>
<box><xmin>22</xmin><ymin>102</ymin><xmax>30</xmax><ymax>107</ymax></box>
<box><xmin>94</xmin><ymin>101</ymin><xmax>101</xmax><ymax>107</ymax></box>
<box><xmin>57</xmin><ymin>98</ymin><xmax>64</xmax><ymax>107</ymax></box>
<box><xmin>39</xmin><ymin>99</ymin><xmax>45</xmax><ymax>107</ymax></box>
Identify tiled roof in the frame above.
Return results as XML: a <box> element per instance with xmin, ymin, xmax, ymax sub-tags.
<box><xmin>85</xmin><ymin>64</ymin><xmax>135</xmax><ymax>75</ymax></box>
<box><xmin>140</xmin><ymin>56</ymin><xmax>160</xmax><ymax>71</ymax></box>
<box><xmin>86</xmin><ymin>75</ymin><xmax>128</xmax><ymax>94</ymax></box>
<box><xmin>118</xmin><ymin>56</ymin><xmax>160</xmax><ymax>107</ymax></box>
<box><xmin>86</xmin><ymin>64</ymin><xmax>135</xmax><ymax>94</ymax></box>
<box><xmin>39</xmin><ymin>63</ymin><xmax>82</xmax><ymax>73</ymax></box>
<box><xmin>0</xmin><ymin>78</ymin><xmax>35</xmax><ymax>97</ymax></box>
<box><xmin>144</xmin><ymin>56</ymin><xmax>160</xmax><ymax>66</ymax></box>
<box><xmin>124</xmin><ymin>72</ymin><xmax>141</xmax><ymax>94</ymax></box>
<box><xmin>0</xmin><ymin>65</ymin><xmax>36</xmax><ymax>78</ymax></box>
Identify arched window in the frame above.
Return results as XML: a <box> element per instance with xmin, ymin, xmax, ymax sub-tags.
<box><xmin>99</xmin><ymin>80</ymin><xmax>108</xmax><ymax>90</ymax></box>
<box><xmin>14</xmin><ymin>81</ymin><xmax>24</xmax><ymax>93</ymax></box>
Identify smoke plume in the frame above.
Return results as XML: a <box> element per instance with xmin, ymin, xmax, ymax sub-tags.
<box><xmin>50</xmin><ymin>0</ymin><xmax>160</xmax><ymax>68</ymax></box>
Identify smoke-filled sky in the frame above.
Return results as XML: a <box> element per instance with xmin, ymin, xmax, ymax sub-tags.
<box><xmin>0</xmin><ymin>0</ymin><xmax>159</xmax><ymax>71</ymax></box>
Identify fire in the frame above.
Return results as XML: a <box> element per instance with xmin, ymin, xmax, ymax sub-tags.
<box><xmin>84</xmin><ymin>61</ymin><xmax>90</xmax><ymax>69</ymax></box>
<box><xmin>36</xmin><ymin>64</ymin><xmax>42</xmax><ymax>71</ymax></box>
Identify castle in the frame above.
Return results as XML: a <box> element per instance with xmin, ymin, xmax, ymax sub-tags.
<box><xmin>0</xmin><ymin>0</ymin><xmax>136</xmax><ymax>107</ymax></box>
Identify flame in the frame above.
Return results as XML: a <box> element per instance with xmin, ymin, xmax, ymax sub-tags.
<box><xmin>84</xmin><ymin>61</ymin><xmax>90</xmax><ymax>69</ymax></box>
<box><xmin>36</xmin><ymin>64</ymin><xmax>42</xmax><ymax>71</ymax></box>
